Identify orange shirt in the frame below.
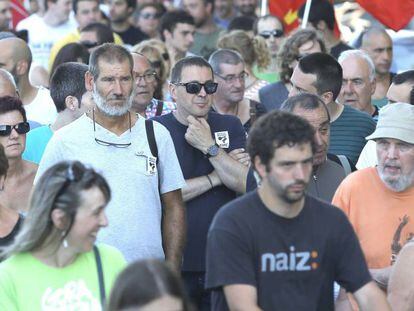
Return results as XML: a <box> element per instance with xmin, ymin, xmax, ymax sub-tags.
<box><xmin>332</xmin><ymin>167</ymin><xmax>414</xmax><ymax>269</ymax></box>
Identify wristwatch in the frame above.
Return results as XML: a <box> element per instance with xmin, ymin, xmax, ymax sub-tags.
<box><xmin>206</xmin><ymin>143</ymin><xmax>219</xmax><ymax>158</ymax></box>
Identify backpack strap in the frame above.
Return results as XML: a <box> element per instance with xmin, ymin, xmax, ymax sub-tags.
<box><xmin>249</xmin><ymin>100</ymin><xmax>258</xmax><ymax>125</ymax></box>
<box><xmin>337</xmin><ymin>154</ymin><xmax>352</xmax><ymax>176</ymax></box>
<box><xmin>145</xmin><ymin>119</ymin><xmax>159</xmax><ymax>164</ymax></box>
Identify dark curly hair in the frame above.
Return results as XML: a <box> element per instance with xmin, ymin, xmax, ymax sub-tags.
<box><xmin>247</xmin><ymin>110</ymin><xmax>316</xmax><ymax>170</ymax></box>
<box><xmin>277</xmin><ymin>28</ymin><xmax>326</xmax><ymax>84</ymax></box>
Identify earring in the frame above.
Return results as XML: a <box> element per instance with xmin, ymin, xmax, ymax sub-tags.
<box><xmin>61</xmin><ymin>231</ymin><xmax>68</xmax><ymax>248</ymax></box>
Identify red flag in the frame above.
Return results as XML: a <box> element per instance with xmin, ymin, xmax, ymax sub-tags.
<box><xmin>356</xmin><ymin>0</ymin><xmax>414</xmax><ymax>31</ymax></box>
<box><xmin>268</xmin><ymin>0</ymin><xmax>305</xmax><ymax>33</ymax></box>
<box><xmin>10</xmin><ymin>0</ymin><xmax>28</xmax><ymax>29</ymax></box>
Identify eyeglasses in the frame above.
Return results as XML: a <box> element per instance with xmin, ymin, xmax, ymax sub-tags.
<box><xmin>140</xmin><ymin>12</ymin><xmax>162</xmax><ymax>19</ymax></box>
<box><xmin>0</xmin><ymin>122</ymin><xmax>30</xmax><ymax>136</ymax></box>
<box><xmin>93</xmin><ymin>110</ymin><xmax>132</xmax><ymax>148</ymax></box>
<box><xmin>259</xmin><ymin>29</ymin><xmax>284</xmax><ymax>39</ymax></box>
<box><xmin>134</xmin><ymin>72</ymin><xmax>157</xmax><ymax>83</ymax></box>
<box><xmin>174</xmin><ymin>81</ymin><xmax>218</xmax><ymax>95</ymax></box>
<box><xmin>80</xmin><ymin>41</ymin><xmax>99</xmax><ymax>49</ymax></box>
<box><xmin>215</xmin><ymin>71</ymin><xmax>249</xmax><ymax>84</ymax></box>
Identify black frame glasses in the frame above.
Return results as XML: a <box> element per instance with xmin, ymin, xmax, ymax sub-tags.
<box><xmin>0</xmin><ymin>122</ymin><xmax>30</xmax><ymax>136</ymax></box>
<box><xmin>215</xmin><ymin>71</ymin><xmax>249</xmax><ymax>84</ymax></box>
<box><xmin>259</xmin><ymin>29</ymin><xmax>284</xmax><ymax>39</ymax></box>
<box><xmin>174</xmin><ymin>81</ymin><xmax>218</xmax><ymax>95</ymax></box>
<box><xmin>93</xmin><ymin>110</ymin><xmax>132</xmax><ymax>148</ymax></box>
<box><xmin>80</xmin><ymin>40</ymin><xmax>99</xmax><ymax>49</ymax></box>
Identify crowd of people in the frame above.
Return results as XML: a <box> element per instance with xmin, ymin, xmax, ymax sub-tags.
<box><xmin>0</xmin><ymin>0</ymin><xmax>413</xmax><ymax>310</ymax></box>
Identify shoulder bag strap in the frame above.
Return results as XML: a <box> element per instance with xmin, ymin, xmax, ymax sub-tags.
<box><xmin>249</xmin><ymin>100</ymin><xmax>257</xmax><ymax>125</ymax></box>
<box><xmin>93</xmin><ymin>245</ymin><xmax>106</xmax><ymax>307</ymax></box>
<box><xmin>337</xmin><ymin>154</ymin><xmax>352</xmax><ymax>176</ymax></box>
<box><xmin>145</xmin><ymin>119</ymin><xmax>159</xmax><ymax>164</ymax></box>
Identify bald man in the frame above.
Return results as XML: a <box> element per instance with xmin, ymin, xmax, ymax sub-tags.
<box><xmin>361</xmin><ymin>27</ymin><xmax>394</xmax><ymax>108</ymax></box>
<box><xmin>0</xmin><ymin>37</ymin><xmax>57</xmax><ymax>125</ymax></box>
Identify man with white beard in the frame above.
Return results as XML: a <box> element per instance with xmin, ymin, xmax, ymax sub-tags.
<box><xmin>36</xmin><ymin>44</ymin><xmax>186</xmax><ymax>270</ymax></box>
<box><xmin>333</xmin><ymin>103</ymin><xmax>414</xmax><ymax>290</ymax></box>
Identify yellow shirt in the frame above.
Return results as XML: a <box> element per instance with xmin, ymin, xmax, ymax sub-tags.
<box><xmin>48</xmin><ymin>29</ymin><xmax>124</xmax><ymax>72</ymax></box>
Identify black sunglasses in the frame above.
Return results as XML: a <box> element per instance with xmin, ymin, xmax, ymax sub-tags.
<box><xmin>174</xmin><ymin>81</ymin><xmax>218</xmax><ymax>95</ymax></box>
<box><xmin>0</xmin><ymin>122</ymin><xmax>30</xmax><ymax>136</ymax></box>
<box><xmin>259</xmin><ymin>29</ymin><xmax>284</xmax><ymax>39</ymax></box>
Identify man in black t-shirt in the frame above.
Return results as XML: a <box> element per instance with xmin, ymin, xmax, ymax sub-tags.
<box><xmin>154</xmin><ymin>56</ymin><xmax>253</xmax><ymax>310</ymax></box>
<box><xmin>205</xmin><ymin>110</ymin><xmax>390</xmax><ymax>310</ymax></box>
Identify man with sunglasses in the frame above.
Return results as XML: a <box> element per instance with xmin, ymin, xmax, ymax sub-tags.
<box><xmin>154</xmin><ymin>56</ymin><xmax>252</xmax><ymax>310</ymax></box>
<box><xmin>253</xmin><ymin>14</ymin><xmax>284</xmax><ymax>83</ymax></box>
<box><xmin>0</xmin><ymin>96</ymin><xmax>36</xmax><ymax>214</ymax></box>
<box><xmin>79</xmin><ymin>22</ymin><xmax>115</xmax><ymax>53</ymax></box>
<box><xmin>37</xmin><ymin>44</ymin><xmax>186</xmax><ymax>270</ymax></box>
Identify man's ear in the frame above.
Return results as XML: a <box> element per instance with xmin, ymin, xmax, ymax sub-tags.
<box><xmin>163</xmin><ymin>29</ymin><xmax>172</xmax><ymax>42</ymax></box>
<box><xmin>370</xmin><ymin>77</ymin><xmax>377</xmax><ymax>96</ymax></box>
<box><xmin>65</xmin><ymin>96</ymin><xmax>79</xmax><ymax>111</ymax></box>
<box><xmin>169</xmin><ymin>82</ymin><xmax>177</xmax><ymax>102</ymax></box>
<box><xmin>320</xmin><ymin>91</ymin><xmax>334</xmax><ymax>105</ymax></box>
<box><xmin>50</xmin><ymin>209</ymin><xmax>69</xmax><ymax>231</ymax></box>
<box><xmin>15</xmin><ymin>60</ymin><xmax>28</xmax><ymax>76</ymax></box>
<box><xmin>85</xmin><ymin>71</ymin><xmax>94</xmax><ymax>92</ymax></box>
<box><xmin>316</xmin><ymin>20</ymin><xmax>327</xmax><ymax>32</ymax></box>
<box><xmin>254</xmin><ymin>155</ymin><xmax>267</xmax><ymax>180</ymax></box>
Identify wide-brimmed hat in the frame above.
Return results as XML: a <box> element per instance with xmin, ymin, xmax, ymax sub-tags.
<box><xmin>366</xmin><ymin>102</ymin><xmax>414</xmax><ymax>144</ymax></box>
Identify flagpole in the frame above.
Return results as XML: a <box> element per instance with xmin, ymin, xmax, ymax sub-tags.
<box><xmin>301</xmin><ymin>0</ymin><xmax>313</xmax><ymax>28</ymax></box>
<box><xmin>260</xmin><ymin>0</ymin><xmax>268</xmax><ymax>16</ymax></box>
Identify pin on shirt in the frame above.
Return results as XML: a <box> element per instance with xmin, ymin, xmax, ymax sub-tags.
<box><xmin>214</xmin><ymin>131</ymin><xmax>230</xmax><ymax>148</ymax></box>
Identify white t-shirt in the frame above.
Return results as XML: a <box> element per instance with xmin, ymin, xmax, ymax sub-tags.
<box><xmin>17</xmin><ymin>14</ymin><xmax>77</xmax><ymax>70</ymax></box>
<box><xmin>356</xmin><ymin>140</ymin><xmax>377</xmax><ymax>170</ymax></box>
<box><xmin>24</xmin><ymin>87</ymin><xmax>57</xmax><ymax>125</ymax></box>
<box><xmin>36</xmin><ymin>114</ymin><xmax>186</xmax><ymax>262</ymax></box>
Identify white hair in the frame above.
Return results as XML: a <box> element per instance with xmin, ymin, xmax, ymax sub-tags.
<box><xmin>338</xmin><ymin>49</ymin><xmax>376</xmax><ymax>82</ymax></box>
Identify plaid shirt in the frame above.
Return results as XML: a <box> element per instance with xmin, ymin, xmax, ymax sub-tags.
<box><xmin>145</xmin><ymin>98</ymin><xmax>177</xmax><ymax>118</ymax></box>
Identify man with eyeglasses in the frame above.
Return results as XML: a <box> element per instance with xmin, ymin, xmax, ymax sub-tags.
<box><xmin>130</xmin><ymin>52</ymin><xmax>176</xmax><ymax>118</ymax></box>
<box><xmin>209</xmin><ymin>48</ymin><xmax>266</xmax><ymax>133</ymax></box>
<box><xmin>0</xmin><ymin>96</ymin><xmax>36</xmax><ymax>213</ymax></box>
<box><xmin>36</xmin><ymin>44</ymin><xmax>186</xmax><ymax>270</ymax></box>
<box><xmin>253</xmin><ymin>14</ymin><xmax>284</xmax><ymax>83</ymax></box>
<box><xmin>154</xmin><ymin>56</ymin><xmax>253</xmax><ymax>310</ymax></box>
<box><xmin>79</xmin><ymin>23</ymin><xmax>115</xmax><ymax>53</ymax></box>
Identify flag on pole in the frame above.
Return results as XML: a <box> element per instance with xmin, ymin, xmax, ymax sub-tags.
<box><xmin>356</xmin><ymin>0</ymin><xmax>414</xmax><ymax>31</ymax></box>
<box><xmin>268</xmin><ymin>0</ymin><xmax>305</xmax><ymax>32</ymax></box>
<box><xmin>10</xmin><ymin>0</ymin><xmax>28</xmax><ymax>29</ymax></box>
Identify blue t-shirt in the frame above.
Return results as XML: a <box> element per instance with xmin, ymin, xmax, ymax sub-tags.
<box><xmin>22</xmin><ymin>125</ymin><xmax>53</xmax><ymax>164</ymax></box>
<box><xmin>329</xmin><ymin>105</ymin><xmax>376</xmax><ymax>164</ymax></box>
<box><xmin>154</xmin><ymin>112</ymin><xmax>248</xmax><ymax>271</ymax></box>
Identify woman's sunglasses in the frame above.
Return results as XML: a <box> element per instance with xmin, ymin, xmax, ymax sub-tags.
<box><xmin>0</xmin><ymin>122</ymin><xmax>30</xmax><ymax>136</ymax></box>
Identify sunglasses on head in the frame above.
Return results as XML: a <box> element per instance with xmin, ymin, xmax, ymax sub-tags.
<box><xmin>175</xmin><ymin>81</ymin><xmax>218</xmax><ymax>95</ymax></box>
<box><xmin>259</xmin><ymin>29</ymin><xmax>284</xmax><ymax>39</ymax></box>
<box><xmin>0</xmin><ymin>122</ymin><xmax>30</xmax><ymax>136</ymax></box>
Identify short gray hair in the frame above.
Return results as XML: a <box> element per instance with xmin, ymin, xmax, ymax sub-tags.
<box><xmin>338</xmin><ymin>49</ymin><xmax>376</xmax><ymax>82</ymax></box>
<box><xmin>208</xmin><ymin>48</ymin><xmax>244</xmax><ymax>74</ymax></box>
